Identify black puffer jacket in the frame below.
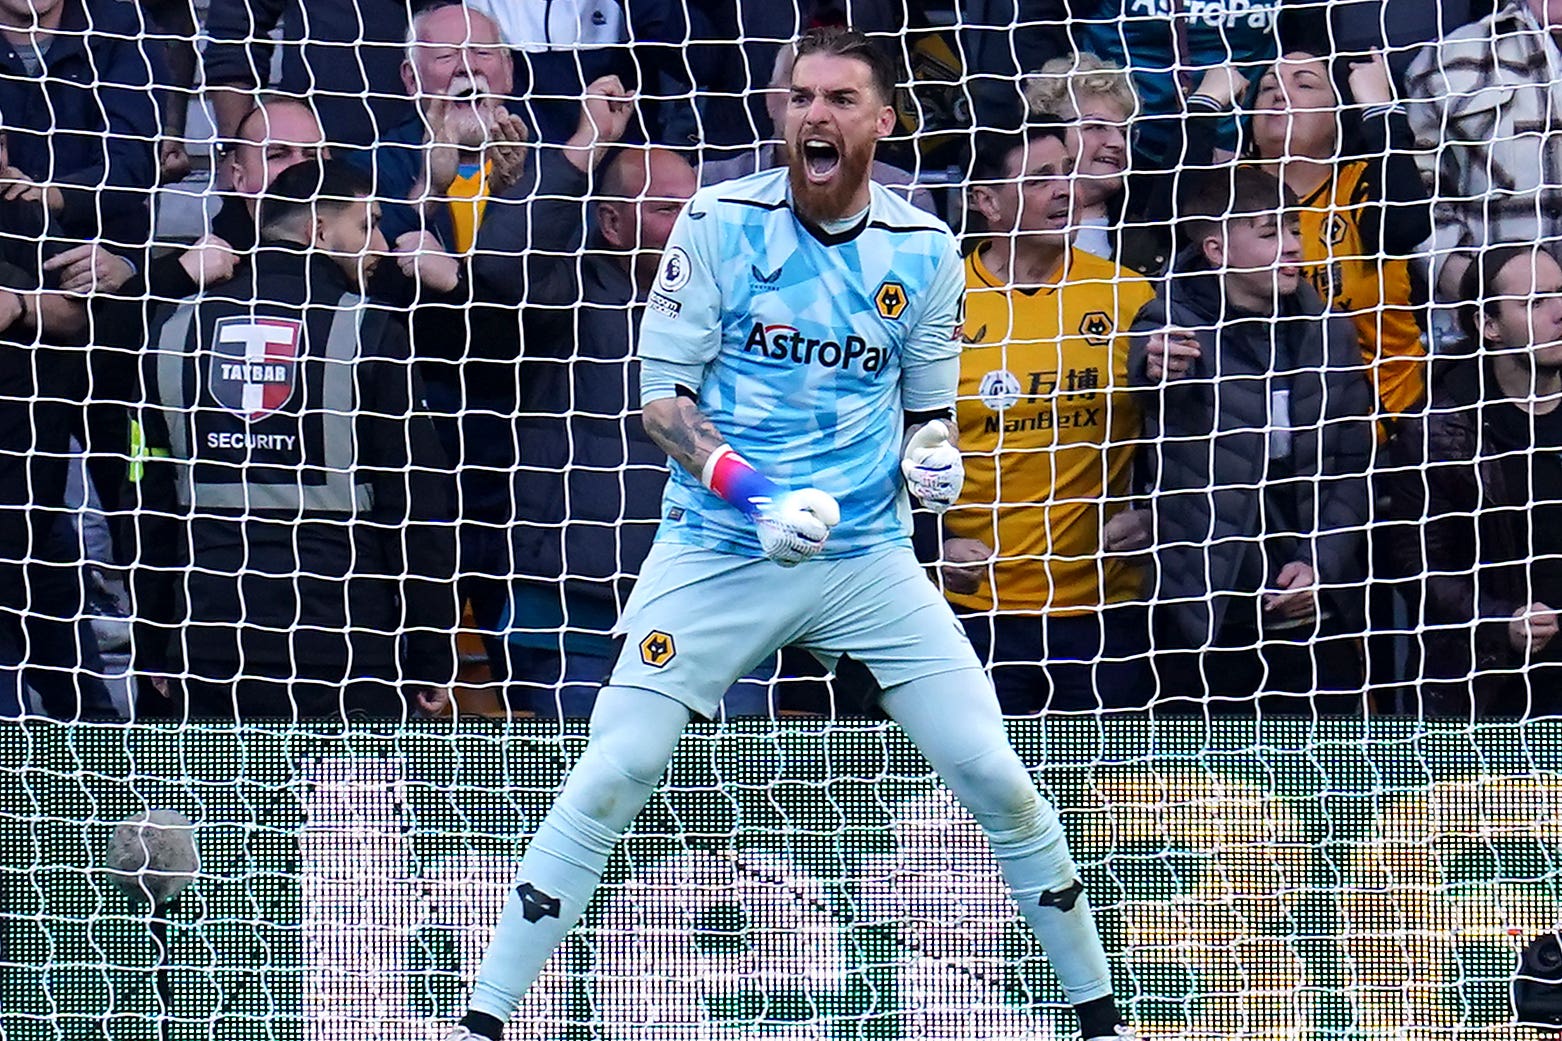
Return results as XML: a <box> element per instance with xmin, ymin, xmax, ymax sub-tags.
<box><xmin>1129</xmin><ymin>254</ymin><xmax>1376</xmax><ymax>646</ymax></box>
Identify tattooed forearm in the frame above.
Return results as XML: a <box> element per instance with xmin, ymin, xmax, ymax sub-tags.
<box><xmin>642</xmin><ymin>395</ymin><xmax>728</xmax><ymax>478</ymax></box>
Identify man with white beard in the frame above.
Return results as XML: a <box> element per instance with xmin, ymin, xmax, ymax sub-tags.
<box><xmin>356</xmin><ymin>0</ymin><xmax>636</xmax><ymax>694</ymax></box>
<box><xmin>361</xmin><ymin>1</ymin><xmax>530</xmax><ymax>254</ymax></box>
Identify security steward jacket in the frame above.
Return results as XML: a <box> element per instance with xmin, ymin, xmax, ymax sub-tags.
<box><xmin>133</xmin><ymin>243</ymin><xmax>458</xmax><ymax>693</ymax></box>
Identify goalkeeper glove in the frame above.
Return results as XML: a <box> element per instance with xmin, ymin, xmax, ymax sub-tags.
<box><xmin>901</xmin><ymin>420</ymin><xmax>963</xmax><ymax>514</ymax></box>
<box><xmin>702</xmin><ymin>445</ymin><xmax>840</xmax><ymax>567</ymax></box>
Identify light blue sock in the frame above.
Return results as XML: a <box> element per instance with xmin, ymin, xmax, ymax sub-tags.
<box><xmin>880</xmin><ymin>669</ymin><xmax>1114</xmax><ymax>1006</ymax></box>
<box><xmin>468</xmin><ymin>685</ymin><xmax>691</xmax><ymax>1022</ymax></box>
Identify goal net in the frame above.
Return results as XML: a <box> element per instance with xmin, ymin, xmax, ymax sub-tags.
<box><xmin>1</xmin><ymin>0</ymin><xmax>1559</xmax><ymax>1039</ymax></box>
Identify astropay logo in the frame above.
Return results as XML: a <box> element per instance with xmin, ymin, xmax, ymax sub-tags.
<box><xmin>743</xmin><ymin>321</ymin><xmax>887</xmax><ymax>372</ymax></box>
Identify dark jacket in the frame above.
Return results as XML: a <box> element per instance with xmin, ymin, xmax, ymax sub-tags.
<box><xmin>1129</xmin><ymin>256</ymin><xmax>1376</xmax><ymax>646</ymax></box>
<box><xmin>366</xmin><ymin>150</ymin><xmax>565</xmax><ymax>531</ymax></box>
<box><xmin>135</xmin><ymin>246</ymin><xmax>458</xmax><ymax>688</ymax></box>
<box><xmin>376</xmin><ymin>146</ymin><xmax>565</xmax><ymax>405</ymax></box>
<box><xmin>85</xmin><ymin>247</ymin><xmax>203</xmax><ymax>536</ymax></box>
<box><xmin>352</xmin><ymin>117</ymin><xmax>444</xmax><ymax>249</ymax></box>
<box><xmin>0</xmin><ymin>0</ymin><xmax>163</xmax><ymax>247</ymax></box>
<box><xmin>472</xmin><ymin>155</ymin><xmax>664</xmax><ymax>609</ymax></box>
<box><xmin>202</xmin><ymin>0</ymin><xmax>412</xmax><ymax>148</ymax></box>
<box><xmin>1385</xmin><ymin>360</ymin><xmax>1536</xmax><ymax>711</ymax></box>
<box><xmin>0</xmin><ymin>196</ymin><xmax>82</xmax><ymax>555</ymax></box>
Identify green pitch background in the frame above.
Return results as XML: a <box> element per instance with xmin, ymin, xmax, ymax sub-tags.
<box><xmin>3</xmin><ymin>718</ymin><xmax>1559</xmax><ymax>1040</ymax></box>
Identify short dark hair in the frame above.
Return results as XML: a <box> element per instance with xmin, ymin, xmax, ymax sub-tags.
<box><xmin>1181</xmin><ymin>165</ymin><xmax>1297</xmax><ymax>253</ymax></box>
<box><xmin>971</xmin><ymin>114</ymin><xmax>1070</xmax><ymax>183</ymax></box>
<box><xmin>1458</xmin><ymin>243</ymin><xmax>1552</xmax><ymax>344</ymax></box>
<box><xmin>792</xmin><ymin>26</ymin><xmax>898</xmax><ymax>104</ymax></box>
<box><xmin>257</xmin><ymin>158</ymin><xmax>374</xmax><ymax>235</ymax></box>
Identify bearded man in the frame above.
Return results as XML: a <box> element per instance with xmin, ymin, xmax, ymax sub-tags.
<box><xmin>439</xmin><ymin>25</ymin><xmax>1147</xmax><ymax>1041</ymax></box>
<box><xmin>361</xmin><ymin>1</ymin><xmax>529</xmax><ymax>251</ymax></box>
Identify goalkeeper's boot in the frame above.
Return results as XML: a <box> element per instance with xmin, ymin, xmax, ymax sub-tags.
<box><xmin>445</xmin><ymin>1011</ymin><xmax>504</xmax><ymax>1041</ymax></box>
<box><xmin>1085</xmin><ymin>1028</ymin><xmax>1146</xmax><ymax>1041</ymax></box>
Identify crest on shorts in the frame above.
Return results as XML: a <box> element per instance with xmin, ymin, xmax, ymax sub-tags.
<box><xmin>639</xmin><ymin>630</ymin><xmax>676</xmax><ymax>668</ymax></box>
<box><xmin>1078</xmin><ymin>311</ymin><xmax>1114</xmax><ymax>348</ymax></box>
<box><xmin>209</xmin><ymin>316</ymin><xmax>303</xmax><ymax>420</ymax></box>
<box><xmin>874</xmin><ymin>279</ymin><xmax>909</xmax><ymax>321</ymax></box>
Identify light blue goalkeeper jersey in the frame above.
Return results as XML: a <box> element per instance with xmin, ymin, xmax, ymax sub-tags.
<box><xmin>638</xmin><ymin>168</ymin><xmax>965</xmax><ymax>558</ymax></box>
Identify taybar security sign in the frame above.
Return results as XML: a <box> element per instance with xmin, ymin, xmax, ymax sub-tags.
<box><xmin>209</xmin><ymin>316</ymin><xmax>303</xmax><ymax>420</ymax></box>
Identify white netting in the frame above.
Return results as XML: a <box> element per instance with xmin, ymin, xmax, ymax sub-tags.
<box><xmin>1</xmin><ymin>0</ymin><xmax>1562</xmax><ymax>1038</ymax></box>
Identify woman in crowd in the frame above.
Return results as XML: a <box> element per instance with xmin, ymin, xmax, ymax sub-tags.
<box><xmin>1193</xmin><ymin>49</ymin><xmax>1433</xmax><ymax>425</ymax></box>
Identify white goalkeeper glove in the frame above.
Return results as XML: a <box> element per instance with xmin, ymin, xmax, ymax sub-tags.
<box><xmin>755</xmin><ymin>488</ymin><xmax>840</xmax><ymax>568</ymax></box>
<box><xmin>901</xmin><ymin>420</ymin><xmax>963</xmax><ymax>514</ymax></box>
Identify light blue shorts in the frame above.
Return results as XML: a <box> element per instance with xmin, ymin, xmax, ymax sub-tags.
<box><xmin>607</xmin><ymin>541</ymin><xmax>982</xmax><ymax>719</ymax></box>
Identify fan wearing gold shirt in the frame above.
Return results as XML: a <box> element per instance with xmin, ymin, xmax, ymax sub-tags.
<box><xmin>1189</xmin><ymin>51</ymin><xmax>1433</xmax><ymax>425</ymax></box>
<box><xmin>939</xmin><ymin>118</ymin><xmax>1156</xmax><ymax>714</ymax></box>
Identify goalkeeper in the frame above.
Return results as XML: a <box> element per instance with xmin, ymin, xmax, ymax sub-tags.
<box><xmin>455</xmin><ymin>26</ymin><xmax>1139</xmax><ymax>1041</ymax></box>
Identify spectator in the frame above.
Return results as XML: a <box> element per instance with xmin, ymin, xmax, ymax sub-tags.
<box><xmin>134</xmin><ymin>160</ymin><xmax>458</xmax><ymax>719</ymax></box>
<box><xmin>214</xmin><ymin>97</ymin><xmax>331</xmax><ymax>252</ymax></box>
<box><xmin>700</xmin><ymin>43</ymin><xmax>938</xmax><ymax>215</ymax></box>
<box><xmin>1130</xmin><ymin>166</ymin><xmax>1375</xmax><ymax>709</ymax></box>
<box><xmin>467</xmin><ymin>0</ymin><xmax>696</xmax><ymax>145</ymax></box>
<box><xmin>1240</xmin><ymin>49</ymin><xmax>1434</xmax><ymax>702</ymax></box>
<box><xmin>1388</xmin><ymin>245</ymin><xmax>1562</xmax><ymax>716</ymax></box>
<box><xmin>1406</xmin><ymin>0</ymin><xmax>1562</xmax><ymax>301</ymax></box>
<box><xmin>937</xmin><ymin>118</ymin><xmax>1157</xmax><ymax>714</ymax></box>
<box><xmin>49</xmin><ymin>99</ymin><xmax>275</xmax><ymax>568</ymax></box>
<box><xmin>0</xmin><ymin>0</ymin><xmax>164</xmax><ymax>247</ymax></box>
<box><xmin>395</xmin><ymin>77</ymin><xmax>629</xmax><ymax>698</ymax></box>
<box><xmin>1187</xmin><ymin>52</ymin><xmax>1431</xmax><ymax>423</ymax></box>
<box><xmin>475</xmin><ymin>146</ymin><xmax>697</xmax><ymax>716</ymax></box>
<box><xmin>44</xmin><ymin>74</ymin><xmax>277</xmax><ymax>308</ymax></box>
<box><xmin>0</xmin><ymin>124</ymin><xmax>107</xmax><ymax>716</ymax></box>
<box><xmin>364</xmin><ymin>1</ymin><xmax>530</xmax><ymax>250</ymax></box>
<box><xmin>1074</xmin><ymin>0</ymin><xmax>1280</xmax><ymax>169</ymax></box>
<box><xmin>28</xmin><ymin>229</ymin><xmax>237</xmax><ymax>622</ymax></box>
<box><xmin>203</xmin><ymin>0</ymin><xmax>413</xmax><ymax>150</ymax></box>
<box><xmin>1023</xmin><ymin>53</ymin><xmax>1172</xmax><ymax>275</ymax></box>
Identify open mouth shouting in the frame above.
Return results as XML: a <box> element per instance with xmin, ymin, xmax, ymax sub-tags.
<box><xmin>801</xmin><ymin>138</ymin><xmax>842</xmax><ymax>183</ymax></box>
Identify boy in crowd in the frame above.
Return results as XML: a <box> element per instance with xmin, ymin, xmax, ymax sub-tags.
<box><xmin>1131</xmin><ymin>166</ymin><xmax>1375</xmax><ymax>708</ymax></box>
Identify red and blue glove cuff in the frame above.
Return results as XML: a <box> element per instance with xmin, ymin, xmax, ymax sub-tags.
<box><xmin>701</xmin><ymin>446</ymin><xmax>780</xmax><ymax>519</ymax></box>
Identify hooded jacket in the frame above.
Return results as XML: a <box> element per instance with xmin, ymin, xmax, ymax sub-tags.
<box><xmin>1129</xmin><ymin>251</ymin><xmax>1376</xmax><ymax>646</ymax></box>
